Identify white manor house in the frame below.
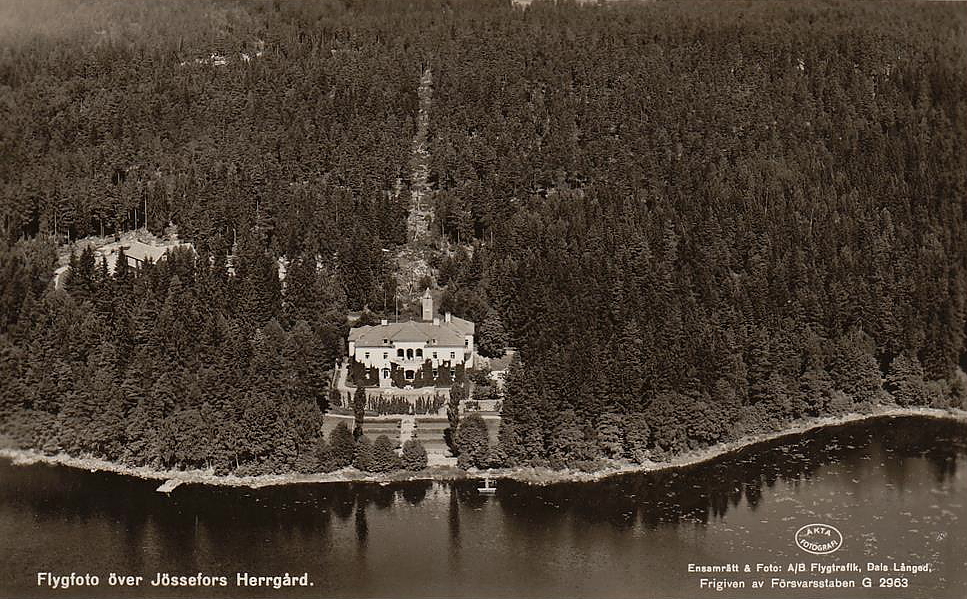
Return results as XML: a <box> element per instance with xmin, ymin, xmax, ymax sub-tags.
<box><xmin>347</xmin><ymin>290</ymin><xmax>475</xmax><ymax>388</ymax></box>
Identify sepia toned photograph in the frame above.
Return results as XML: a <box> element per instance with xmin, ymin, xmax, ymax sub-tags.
<box><xmin>1</xmin><ymin>0</ymin><xmax>966</xmax><ymax>598</ymax></box>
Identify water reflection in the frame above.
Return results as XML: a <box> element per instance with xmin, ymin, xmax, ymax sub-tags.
<box><xmin>0</xmin><ymin>415</ymin><xmax>965</xmax><ymax>598</ymax></box>
<box><xmin>402</xmin><ymin>481</ymin><xmax>431</xmax><ymax>506</ymax></box>
<box><xmin>0</xmin><ymin>417</ymin><xmax>963</xmax><ymax>533</ymax></box>
<box><xmin>489</xmin><ymin>417</ymin><xmax>964</xmax><ymax>530</ymax></box>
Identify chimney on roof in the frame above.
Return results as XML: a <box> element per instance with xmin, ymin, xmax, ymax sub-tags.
<box><xmin>445</xmin><ymin>312</ymin><xmax>452</xmax><ymax>323</ymax></box>
<box><xmin>380</xmin><ymin>319</ymin><xmax>388</xmax><ymax>326</ymax></box>
<box><xmin>422</xmin><ymin>288</ymin><xmax>433</xmax><ymax>322</ymax></box>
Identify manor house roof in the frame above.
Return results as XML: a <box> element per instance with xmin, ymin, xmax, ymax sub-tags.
<box><xmin>349</xmin><ymin>316</ymin><xmax>474</xmax><ymax>347</ymax></box>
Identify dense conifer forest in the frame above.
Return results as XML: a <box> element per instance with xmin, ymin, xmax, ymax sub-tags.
<box><xmin>1</xmin><ymin>0</ymin><xmax>965</xmax><ymax>474</ymax></box>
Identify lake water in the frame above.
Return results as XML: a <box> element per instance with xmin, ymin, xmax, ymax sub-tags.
<box><xmin>1</xmin><ymin>415</ymin><xmax>966</xmax><ymax>598</ymax></box>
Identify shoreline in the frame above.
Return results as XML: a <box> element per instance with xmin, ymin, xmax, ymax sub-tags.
<box><xmin>2</xmin><ymin>406</ymin><xmax>965</xmax><ymax>489</ymax></box>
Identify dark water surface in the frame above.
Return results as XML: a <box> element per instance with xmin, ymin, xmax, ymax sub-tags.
<box><xmin>1</xmin><ymin>416</ymin><xmax>966</xmax><ymax>599</ymax></box>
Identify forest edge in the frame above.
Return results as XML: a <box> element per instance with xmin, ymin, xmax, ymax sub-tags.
<box><xmin>3</xmin><ymin>406</ymin><xmax>964</xmax><ymax>489</ymax></box>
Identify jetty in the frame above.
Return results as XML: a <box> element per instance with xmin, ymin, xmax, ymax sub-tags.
<box><xmin>477</xmin><ymin>477</ymin><xmax>497</xmax><ymax>495</ymax></box>
<box><xmin>156</xmin><ymin>479</ymin><xmax>183</xmax><ymax>493</ymax></box>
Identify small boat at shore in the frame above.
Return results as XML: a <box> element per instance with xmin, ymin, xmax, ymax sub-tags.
<box><xmin>477</xmin><ymin>477</ymin><xmax>497</xmax><ymax>495</ymax></box>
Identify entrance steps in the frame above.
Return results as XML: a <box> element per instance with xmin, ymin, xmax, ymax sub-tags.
<box><xmin>399</xmin><ymin>415</ymin><xmax>416</xmax><ymax>447</ymax></box>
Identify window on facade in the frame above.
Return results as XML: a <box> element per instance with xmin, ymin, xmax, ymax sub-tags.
<box><xmin>383</xmin><ymin>353</ymin><xmax>388</xmax><ymax>359</ymax></box>
<box><xmin>382</xmin><ymin>369</ymin><xmax>390</xmax><ymax>379</ymax></box>
<box><xmin>432</xmin><ymin>352</ymin><xmax>437</xmax><ymax>359</ymax></box>
<box><xmin>406</xmin><ymin>349</ymin><xmax>413</xmax><ymax>359</ymax></box>
<box><xmin>405</xmin><ymin>370</ymin><xmax>415</xmax><ymax>380</ymax></box>
<box><xmin>432</xmin><ymin>369</ymin><xmax>438</xmax><ymax>378</ymax></box>
<box><xmin>364</xmin><ymin>352</ymin><xmax>370</xmax><ymax>359</ymax></box>
<box><xmin>450</xmin><ymin>352</ymin><xmax>455</xmax><ymax>359</ymax></box>
<box><xmin>465</xmin><ymin>339</ymin><xmax>469</xmax><ymax>346</ymax></box>
<box><xmin>416</xmin><ymin>349</ymin><xmax>423</xmax><ymax>358</ymax></box>
<box><xmin>450</xmin><ymin>369</ymin><xmax>455</xmax><ymax>378</ymax></box>
<box><xmin>397</xmin><ymin>349</ymin><xmax>404</xmax><ymax>357</ymax></box>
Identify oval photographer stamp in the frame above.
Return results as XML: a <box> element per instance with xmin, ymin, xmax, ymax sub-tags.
<box><xmin>795</xmin><ymin>523</ymin><xmax>844</xmax><ymax>555</ymax></box>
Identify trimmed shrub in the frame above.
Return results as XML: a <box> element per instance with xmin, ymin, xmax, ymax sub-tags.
<box><xmin>353</xmin><ymin>436</ymin><xmax>374</xmax><ymax>471</ymax></box>
<box><xmin>314</xmin><ymin>438</ymin><xmax>333</xmax><ymax>472</ymax></box>
<box><xmin>401</xmin><ymin>439</ymin><xmax>428</xmax><ymax>471</ymax></box>
<box><xmin>328</xmin><ymin>422</ymin><xmax>356</xmax><ymax>469</ymax></box>
<box><xmin>371</xmin><ymin>434</ymin><xmax>402</xmax><ymax>473</ymax></box>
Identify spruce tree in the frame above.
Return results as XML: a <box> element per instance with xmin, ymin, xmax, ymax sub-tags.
<box><xmin>623</xmin><ymin>413</ymin><xmax>651</xmax><ymax>463</ymax></box>
<box><xmin>595</xmin><ymin>413</ymin><xmax>624</xmax><ymax>458</ymax></box>
<box><xmin>476</xmin><ymin>309</ymin><xmax>508</xmax><ymax>358</ymax></box>
<box><xmin>886</xmin><ymin>352</ymin><xmax>928</xmax><ymax>407</ymax></box>
<box><xmin>283</xmin><ymin>256</ymin><xmax>318</xmax><ymax>326</ymax></box>
<box><xmin>455</xmin><ymin>413</ymin><xmax>490</xmax><ymax>469</ymax></box>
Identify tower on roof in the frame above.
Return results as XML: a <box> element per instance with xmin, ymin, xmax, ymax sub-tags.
<box><xmin>422</xmin><ymin>288</ymin><xmax>433</xmax><ymax>322</ymax></box>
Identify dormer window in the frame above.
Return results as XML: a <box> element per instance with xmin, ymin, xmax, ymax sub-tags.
<box><xmin>431</xmin><ymin>338</ymin><xmax>437</xmax><ymax>344</ymax></box>
<box><xmin>464</xmin><ymin>339</ymin><xmax>469</xmax><ymax>346</ymax></box>
<box><xmin>382</xmin><ymin>338</ymin><xmax>389</xmax><ymax>344</ymax></box>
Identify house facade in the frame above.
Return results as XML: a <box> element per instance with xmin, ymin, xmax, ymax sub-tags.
<box><xmin>347</xmin><ymin>290</ymin><xmax>474</xmax><ymax>388</ymax></box>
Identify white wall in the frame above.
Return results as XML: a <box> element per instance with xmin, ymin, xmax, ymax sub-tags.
<box><xmin>353</xmin><ymin>342</ymin><xmax>467</xmax><ymax>370</ymax></box>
